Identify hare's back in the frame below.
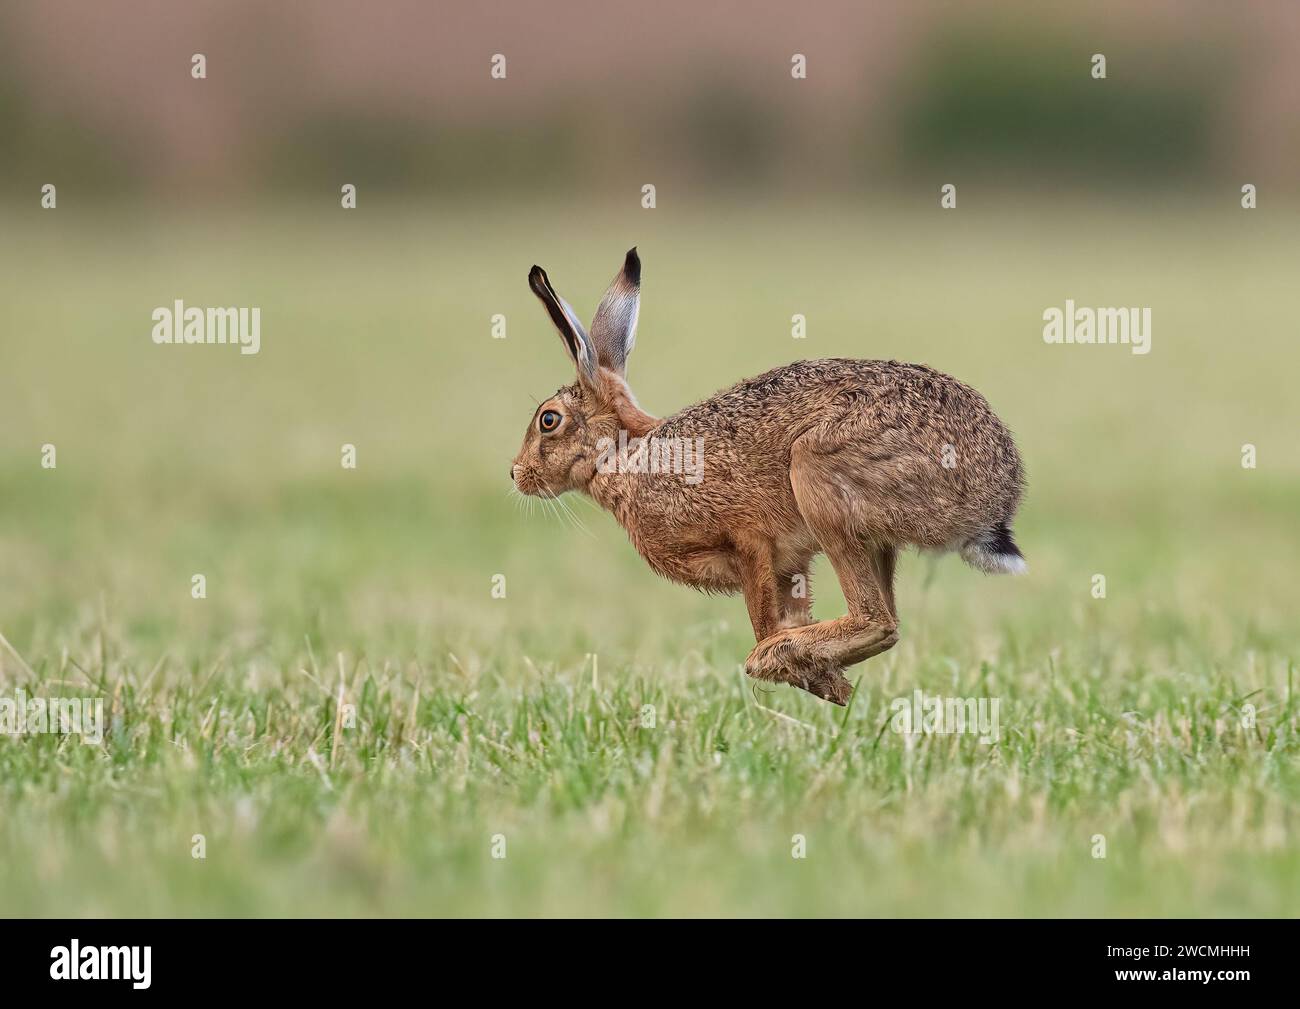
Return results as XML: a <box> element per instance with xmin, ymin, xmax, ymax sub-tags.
<box><xmin>666</xmin><ymin>358</ymin><xmax>1009</xmax><ymax>445</ymax></box>
<box><xmin>660</xmin><ymin>357</ymin><xmax>1023</xmax><ymax>527</ymax></box>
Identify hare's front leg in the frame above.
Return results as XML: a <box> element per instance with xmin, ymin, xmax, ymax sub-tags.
<box><xmin>735</xmin><ymin>544</ymin><xmax>843</xmax><ymax>701</ymax></box>
<box><xmin>734</xmin><ymin>537</ymin><xmax>782</xmax><ymax>643</ymax></box>
<box><xmin>775</xmin><ymin>563</ymin><xmax>814</xmax><ymax>630</ymax></box>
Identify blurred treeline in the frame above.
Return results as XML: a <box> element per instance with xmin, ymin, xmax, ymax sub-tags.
<box><xmin>0</xmin><ymin>0</ymin><xmax>1292</xmax><ymax>198</ymax></box>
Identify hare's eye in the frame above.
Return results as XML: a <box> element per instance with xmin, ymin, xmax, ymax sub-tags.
<box><xmin>539</xmin><ymin>410</ymin><xmax>562</xmax><ymax>433</ymax></box>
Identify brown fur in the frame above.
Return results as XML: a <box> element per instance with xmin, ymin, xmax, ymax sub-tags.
<box><xmin>513</xmin><ymin>251</ymin><xmax>1026</xmax><ymax>705</ymax></box>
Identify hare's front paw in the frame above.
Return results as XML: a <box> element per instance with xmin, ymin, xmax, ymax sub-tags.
<box><xmin>744</xmin><ymin>628</ymin><xmax>805</xmax><ymax>682</ymax></box>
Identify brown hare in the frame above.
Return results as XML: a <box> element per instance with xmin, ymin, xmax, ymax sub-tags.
<box><xmin>511</xmin><ymin>249</ymin><xmax>1026</xmax><ymax>704</ymax></box>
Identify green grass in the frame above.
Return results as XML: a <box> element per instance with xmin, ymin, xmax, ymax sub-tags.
<box><xmin>1</xmin><ymin>197</ymin><xmax>1297</xmax><ymax>916</ymax></box>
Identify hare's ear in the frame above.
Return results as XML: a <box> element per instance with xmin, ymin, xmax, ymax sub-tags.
<box><xmin>588</xmin><ymin>248</ymin><xmax>640</xmax><ymax>377</ymax></box>
<box><xmin>529</xmin><ymin>265</ymin><xmax>597</xmax><ymax>383</ymax></box>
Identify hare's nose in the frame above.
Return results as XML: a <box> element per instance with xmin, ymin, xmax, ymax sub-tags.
<box><xmin>509</xmin><ymin>464</ymin><xmax>517</xmax><ymax>483</ymax></box>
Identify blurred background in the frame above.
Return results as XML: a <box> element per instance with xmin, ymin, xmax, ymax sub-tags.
<box><xmin>3</xmin><ymin>0</ymin><xmax>1300</xmax><ymax>197</ymax></box>
<box><xmin>0</xmin><ymin>0</ymin><xmax>1297</xmax><ymax>916</ymax></box>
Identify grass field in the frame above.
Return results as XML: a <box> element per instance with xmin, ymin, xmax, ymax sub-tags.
<box><xmin>1</xmin><ymin>197</ymin><xmax>1298</xmax><ymax>916</ymax></box>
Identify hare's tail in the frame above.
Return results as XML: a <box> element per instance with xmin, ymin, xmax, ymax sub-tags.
<box><xmin>960</xmin><ymin>521</ymin><xmax>1027</xmax><ymax>575</ymax></box>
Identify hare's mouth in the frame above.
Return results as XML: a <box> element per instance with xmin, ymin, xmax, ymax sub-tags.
<box><xmin>515</xmin><ymin>470</ymin><xmax>558</xmax><ymax>498</ymax></box>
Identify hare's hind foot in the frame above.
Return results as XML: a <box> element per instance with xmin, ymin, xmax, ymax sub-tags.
<box><xmin>798</xmin><ymin>666</ymin><xmax>854</xmax><ymax>705</ymax></box>
<box><xmin>744</xmin><ymin>638</ymin><xmax>852</xmax><ymax>705</ymax></box>
<box><xmin>745</xmin><ymin>616</ymin><xmax>898</xmax><ymax>705</ymax></box>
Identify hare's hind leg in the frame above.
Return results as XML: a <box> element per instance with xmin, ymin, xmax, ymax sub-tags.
<box><xmin>745</xmin><ymin>539</ymin><xmax>899</xmax><ymax>704</ymax></box>
<box><xmin>745</xmin><ymin>443</ymin><xmax>900</xmax><ymax>704</ymax></box>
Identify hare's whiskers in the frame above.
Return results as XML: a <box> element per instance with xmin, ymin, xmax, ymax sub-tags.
<box><xmin>552</xmin><ymin>492</ymin><xmax>595</xmax><ymax>539</ymax></box>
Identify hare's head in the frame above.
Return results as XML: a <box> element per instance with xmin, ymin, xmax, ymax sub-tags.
<box><xmin>511</xmin><ymin>249</ymin><xmax>653</xmax><ymax>497</ymax></box>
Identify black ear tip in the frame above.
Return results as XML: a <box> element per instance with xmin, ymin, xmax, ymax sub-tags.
<box><xmin>623</xmin><ymin>247</ymin><xmax>641</xmax><ymax>284</ymax></box>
